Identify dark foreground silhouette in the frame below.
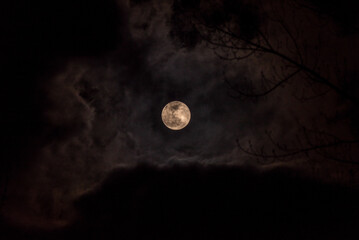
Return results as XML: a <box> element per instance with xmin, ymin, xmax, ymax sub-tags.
<box><xmin>1</xmin><ymin>164</ymin><xmax>359</xmax><ymax>239</ymax></box>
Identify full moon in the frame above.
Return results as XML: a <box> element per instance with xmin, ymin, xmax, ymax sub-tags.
<box><xmin>161</xmin><ymin>101</ymin><xmax>191</xmax><ymax>130</ymax></box>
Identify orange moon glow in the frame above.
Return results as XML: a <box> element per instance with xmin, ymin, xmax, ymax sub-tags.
<box><xmin>161</xmin><ymin>101</ymin><xmax>191</xmax><ymax>130</ymax></box>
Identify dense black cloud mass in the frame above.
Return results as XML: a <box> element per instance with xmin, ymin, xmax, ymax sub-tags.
<box><xmin>170</xmin><ymin>0</ymin><xmax>262</xmax><ymax>48</ymax></box>
<box><xmin>73</xmin><ymin>165</ymin><xmax>359</xmax><ymax>240</ymax></box>
<box><xmin>304</xmin><ymin>0</ymin><xmax>359</xmax><ymax>35</ymax></box>
<box><xmin>2</xmin><ymin>165</ymin><xmax>359</xmax><ymax>239</ymax></box>
<box><xmin>0</xmin><ymin>0</ymin><xmax>124</xmax><ymax>228</ymax></box>
<box><xmin>0</xmin><ymin>0</ymin><xmax>120</xmax><ymax>172</ymax></box>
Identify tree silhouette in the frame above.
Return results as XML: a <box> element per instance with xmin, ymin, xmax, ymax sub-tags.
<box><xmin>170</xmin><ymin>0</ymin><xmax>359</xmax><ymax>165</ymax></box>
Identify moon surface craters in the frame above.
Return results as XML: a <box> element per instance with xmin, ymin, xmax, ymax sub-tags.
<box><xmin>161</xmin><ymin>101</ymin><xmax>191</xmax><ymax>130</ymax></box>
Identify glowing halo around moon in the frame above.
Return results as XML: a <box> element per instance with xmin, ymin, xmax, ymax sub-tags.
<box><xmin>161</xmin><ymin>101</ymin><xmax>191</xmax><ymax>130</ymax></box>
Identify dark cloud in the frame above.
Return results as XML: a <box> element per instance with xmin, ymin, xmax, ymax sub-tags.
<box><xmin>70</xmin><ymin>165</ymin><xmax>359</xmax><ymax>240</ymax></box>
<box><xmin>303</xmin><ymin>0</ymin><xmax>359</xmax><ymax>35</ymax></box>
<box><xmin>170</xmin><ymin>0</ymin><xmax>262</xmax><ymax>48</ymax></box>
<box><xmin>0</xmin><ymin>0</ymin><xmax>125</xmax><ymax>227</ymax></box>
<box><xmin>2</xmin><ymin>164</ymin><xmax>359</xmax><ymax>239</ymax></box>
<box><xmin>0</xmin><ymin>0</ymin><xmax>122</xmax><ymax>171</ymax></box>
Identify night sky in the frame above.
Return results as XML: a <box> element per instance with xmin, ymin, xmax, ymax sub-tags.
<box><xmin>1</xmin><ymin>0</ymin><xmax>359</xmax><ymax>239</ymax></box>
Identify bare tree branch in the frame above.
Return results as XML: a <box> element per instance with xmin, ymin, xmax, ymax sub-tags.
<box><xmin>237</xmin><ymin>138</ymin><xmax>359</xmax><ymax>164</ymax></box>
<box><xmin>225</xmin><ymin>68</ymin><xmax>302</xmax><ymax>98</ymax></box>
